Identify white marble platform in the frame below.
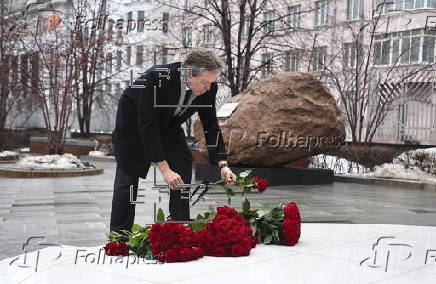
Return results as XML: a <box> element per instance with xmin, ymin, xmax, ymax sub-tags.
<box><xmin>1</xmin><ymin>223</ymin><xmax>435</xmax><ymax>284</ymax></box>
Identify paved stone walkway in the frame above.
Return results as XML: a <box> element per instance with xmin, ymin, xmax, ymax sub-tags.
<box><xmin>1</xmin><ymin>161</ymin><xmax>436</xmax><ymax>260</ymax></box>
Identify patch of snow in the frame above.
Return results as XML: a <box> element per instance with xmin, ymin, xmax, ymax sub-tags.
<box><xmin>365</xmin><ymin>163</ymin><xmax>436</xmax><ymax>182</ymax></box>
<box><xmin>308</xmin><ymin>154</ymin><xmax>370</xmax><ymax>174</ymax></box>
<box><xmin>16</xmin><ymin>154</ymin><xmax>94</xmax><ymax>170</ymax></box>
<box><xmin>88</xmin><ymin>151</ymin><xmax>106</xmax><ymax>157</ymax></box>
<box><xmin>0</xmin><ymin>151</ymin><xmax>19</xmax><ymax>158</ymax></box>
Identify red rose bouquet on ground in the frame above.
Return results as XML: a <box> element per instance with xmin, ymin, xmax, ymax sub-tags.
<box><xmin>196</xmin><ymin>206</ymin><xmax>257</xmax><ymax>257</ymax></box>
<box><xmin>148</xmin><ymin>221</ymin><xmax>204</xmax><ymax>263</ymax></box>
<box><xmin>241</xmin><ymin>200</ymin><xmax>301</xmax><ymax>246</ymax></box>
<box><xmin>103</xmin><ymin>241</ymin><xmax>130</xmax><ymax>256</ymax></box>
<box><xmin>283</xmin><ymin>202</ymin><xmax>301</xmax><ymax>246</ymax></box>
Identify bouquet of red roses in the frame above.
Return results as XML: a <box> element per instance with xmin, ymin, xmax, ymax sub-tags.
<box><xmin>196</xmin><ymin>206</ymin><xmax>257</xmax><ymax>257</ymax></box>
<box><xmin>148</xmin><ymin>221</ymin><xmax>204</xmax><ymax>263</ymax></box>
<box><xmin>241</xmin><ymin>200</ymin><xmax>301</xmax><ymax>246</ymax></box>
<box><xmin>103</xmin><ymin>241</ymin><xmax>130</xmax><ymax>256</ymax></box>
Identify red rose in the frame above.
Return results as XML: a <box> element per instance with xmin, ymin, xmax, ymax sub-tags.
<box><xmin>165</xmin><ymin>249</ymin><xmax>178</xmax><ymax>263</ymax></box>
<box><xmin>231</xmin><ymin>244</ymin><xmax>250</xmax><ymax>256</ymax></box>
<box><xmin>191</xmin><ymin>247</ymin><xmax>204</xmax><ymax>258</ymax></box>
<box><xmin>283</xmin><ymin>219</ymin><xmax>301</xmax><ymax>246</ymax></box>
<box><xmin>103</xmin><ymin>242</ymin><xmax>120</xmax><ymax>256</ymax></box>
<box><xmin>284</xmin><ymin>202</ymin><xmax>301</xmax><ymax>220</ymax></box>
<box><xmin>118</xmin><ymin>242</ymin><xmax>130</xmax><ymax>256</ymax></box>
<box><xmin>253</xmin><ymin>176</ymin><xmax>268</xmax><ymax>193</ymax></box>
<box><xmin>211</xmin><ymin>247</ymin><xmax>226</xmax><ymax>257</ymax></box>
<box><xmin>180</xmin><ymin>248</ymin><xmax>192</xmax><ymax>262</ymax></box>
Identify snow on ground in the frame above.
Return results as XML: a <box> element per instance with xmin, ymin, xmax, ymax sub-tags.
<box><xmin>308</xmin><ymin>154</ymin><xmax>370</xmax><ymax>174</ymax></box>
<box><xmin>0</xmin><ymin>151</ymin><xmax>19</xmax><ymax>158</ymax></box>
<box><xmin>88</xmin><ymin>150</ymin><xmax>107</xmax><ymax>157</ymax></box>
<box><xmin>309</xmin><ymin>147</ymin><xmax>436</xmax><ymax>182</ymax></box>
<box><xmin>365</xmin><ymin>163</ymin><xmax>436</xmax><ymax>182</ymax></box>
<box><xmin>16</xmin><ymin>154</ymin><xmax>94</xmax><ymax>170</ymax></box>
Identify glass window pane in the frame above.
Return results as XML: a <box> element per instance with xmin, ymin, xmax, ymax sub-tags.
<box><xmin>395</xmin><ymin>0</ymin><xmax>403</xmax><ymax>11</ymax></box>
<box><xmin>415</xmin><ymin>0</ymin><xmax>424</xmax><ymax>8</ymax></box>
<box><xmin>422</xmin><ymin>36</ymin><xmax>434</xmax><ymax>62</ymax></box>
<box><xmin>410</xmin><ymin>37</ymin><xmax>420</xmax><ymax>63</ymax></box>
<box><xmin>374</xmin><ymin>42</ymin><xmax>381</xmax><ymax>65</ymax></box>
<box><xmin>404</xmin><ymin>0</ymin><xmax>413</xmax><ymax>9</ymax></box>
<box><xmin>401</xmin><ymin>37</ymin><xmax>410</xmax><ymax>64</ymax></box>
<box><xmin>353</xmin><ymin>0</ymin><xmax>358</xmax><ymax>19</ymax></box>
<box><xmin>381</xmin><ymin>40</ymin><xmax>391</xmax><ymax>64</ymax></box>
<box><xmin>429</xmin><ymin>0</ymin><xmax>436</xmax><ymax>8</ymax></box>
<box><xmin>392</xmin><ymin>38</ymin><xmax>400</xmax><ymax>64</ymax></box>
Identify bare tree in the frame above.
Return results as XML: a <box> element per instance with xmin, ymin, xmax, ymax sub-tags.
<box><xmin>155</xmin><ymin>0</ymin><xmax>297</xmax><ymax>97</ymax></box>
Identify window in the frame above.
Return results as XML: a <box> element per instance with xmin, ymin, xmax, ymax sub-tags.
<box><xmin>311</xmin><ymin>47</ymin><xmax>327</xmax><ymax>71</ymax></box>
<box><xmin>263</xmin><ymin>10</ymin><xmax>275</xmax><ymax>33</ymax></box>
<box><xmin>343</xmin><ymin>43</ymin><xmax>357</xmax><ymax>68</ymax></box>
<box><xmin>241</xmin><ymin>18</ymin><xmax>250</xmax><ymax>39</ymax></box>
<box><xmin>162</xmin><ymin>12</ymin><xmax>169</xmax><ymax>33</ymax></box>
<box><xmin>116</xmin><ymin>50</ymin><xmax>122</xmax><ymax>71</ymax></box>
<box><xmin>373</xmin><ymin>29</ymin><xmax>436</xmax><ymax>65</ymax></box>
<box><xmin>116</xmin><ymin>28</ymin><xmax>123</xmax><ymax>45</ymax></box>
<box><xmin>347</xmin><ymin>0</ymin><xmax>363</xmax><ymax>20</ymax></box>
<box><xmin>374</xmin><ymin>0</ymin><xmax>434</xmax><ymax>14</ymax></box>
<box><xmin>183</xmin><ymin>27</ymin><xmax>192</xmax><ymax>47</ymax></box>
<box><xmin>126</xmin><ymin>45</ymin><xmax>131</xmax><ymax>65</ymax></box>
<box><xmin>315</xmin><ymin>0</ymin><xmax>329</xmax><ymax>26</ymax></box>
<box><xmin>285</xmin><ymin>49</ymin><xmax>299</xmax><ymax>71</ymax></box>
<box><xmin>287</xmin><ymin>5</ymin><xmax>301</xmax><ymax>28</ymax></box>
<box><xmin>261</xmin><ymin>52</ymin><xmax>274</xmax><ymax>77</ymax></box>
<box><xmin>186</xmin><ymin>0</ymin><xmax>194</xmax><ymax>10</ymax></box>
<box><xmin>203</xmin><ymin>24</ymin><xmax>214</xmax><ymax>45</ymax></box>
<box><xmin>138</xmin><ymin>11</ymin><xmax>145</xmax><ymax>32</ymax></box>
<box><xmin>422</xmin><ymin>36</ymin><xmax>435</xmax><ymax>62</ymax></box>
<box><xmin>106</xmin><ymin>53</ymin><xmax>112</xmax><ymax>74</ymax></box>
<box><xmin>136</xmin><ymin>45</ymin><xmax>143</xmax><ymax>66</ymax></box>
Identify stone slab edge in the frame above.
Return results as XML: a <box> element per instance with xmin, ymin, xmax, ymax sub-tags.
<box><xmin>0</xmin><ymin>168</ymin><xmax>103</xmax><ymax>178</ymax></box>
<box><xmin>334</xmin><ymin>174</ymin><xmax>436</xmax><ymax>190</ymax></box>
<box><xmin>79</xmin><ymin>155</ymin><xmax>116</xmax><ymax>162</ymax></box>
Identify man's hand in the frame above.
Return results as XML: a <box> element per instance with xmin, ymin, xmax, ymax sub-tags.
<box><xmin>221</xmin><ymin>167</ymin><xmax>237</xmax><ymax>185</ymax></box>
<box><xmin>162</xmin><ymin>168</ymin><xmax>184</xmax><ymax>190</ymax></box>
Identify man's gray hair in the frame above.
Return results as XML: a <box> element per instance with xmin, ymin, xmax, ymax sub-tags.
<box><xmin>182</xmin><ymin>48</ymin><xmax>224</xmax><ymax>77</ymax></box>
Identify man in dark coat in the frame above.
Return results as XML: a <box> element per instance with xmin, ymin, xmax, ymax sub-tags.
<box><xmin>110</xmin><ymin>49</ymin><xmax>237</xmax><ymax>235</ymax></box>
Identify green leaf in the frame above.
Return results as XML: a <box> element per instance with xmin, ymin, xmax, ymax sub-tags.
<box><xmin>226</xmin><ymin>187</ymin><xmax>235</xmax><ymax>196</ymax></box>
<box><xmin>191</xmin><ymin>223</ymin><xmax>205</xmax><ymax>233</ymax></box>
<box><xmin>157</xmin><ymin>208</ymin><xmax>165</xmax><ymax>222</ymax></box>
<box><xmin>263</xmin><ymin>235</ymin><xmax>272</xmax><ymax>245</ymax></box>
<box><xmin>131</xmin><ymin>224</ymin><xmax>142</xmax><ymax>233</ymax></box>
<box><xmin>242</xmin><ymin>198</ymin><xmax>250</xmax><ymax>213</ymax></box>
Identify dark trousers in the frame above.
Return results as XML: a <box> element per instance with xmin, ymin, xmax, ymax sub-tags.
<box><xmin>109</xmin><ymin>126</ymin><xmax>193</xmax><ymax>234</ymax></box>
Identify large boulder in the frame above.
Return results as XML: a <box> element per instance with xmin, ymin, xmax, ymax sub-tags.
<box><xmin>194</xmin><ymin>72</ymin><xmax>346</xmax><ymax>167</ymax></box>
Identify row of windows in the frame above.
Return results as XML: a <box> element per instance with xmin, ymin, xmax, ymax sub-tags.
<box><xmin>374</xmin><ymin>0</ymin><xmax>436</xmax><ymax>15</ymax></box>
<box><xmin>260</xmin><ymin>47</ymin><xmax>327</xmax><ymax>77</ymax></box>
<box><xmin>373</xmin><ymin>29</ymin><xmax>436</xmax><ymax>65</ymax></box>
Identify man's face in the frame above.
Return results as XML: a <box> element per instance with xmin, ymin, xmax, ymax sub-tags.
<box><xmin>186</xmin><ymin>70</ymin><xmax>220</xmax><ymax>96</ymax></box>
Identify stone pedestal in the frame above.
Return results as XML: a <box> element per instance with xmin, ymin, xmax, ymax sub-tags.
<box><xmin>194</xmin><ymin>162</ymin><xmax>333</xmax><ymax>186</ymax></box>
